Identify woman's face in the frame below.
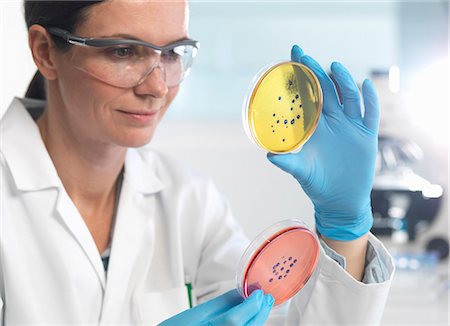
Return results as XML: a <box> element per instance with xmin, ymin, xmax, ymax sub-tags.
<box><xmin>51</xmin><ymin>0</ymin><xmax>189</xmax><ymax>148</ymax></box>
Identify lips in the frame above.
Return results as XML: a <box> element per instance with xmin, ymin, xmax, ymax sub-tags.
<box><xmin>116</xmin><ymin>108</ymin><xmax>159</xmax><ymax>123</ymax></box>
<box><xmin>117</xmin><ymin>109</ymin><xmax>158</xmax><ymax>116</ymax></box>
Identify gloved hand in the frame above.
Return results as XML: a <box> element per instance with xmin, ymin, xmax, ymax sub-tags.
<box><xmin>268</xmin><ymin>45</ymin><xmax>380</xmax><ymax>241</ymax></box>
<box><xmin>158</xmin><ymin>289</ymin><xmax>274</xmax><ymax>326</ymax></box>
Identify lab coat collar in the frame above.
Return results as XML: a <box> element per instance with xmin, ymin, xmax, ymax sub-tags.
<box><xmin>124</xmin><ymin>148</ymin><xmax>164</xmax><ymax>195</ymax></box>
<box><xmin>1</xmin><ymin>97</ymin><xmax>62</xmax><ymax>191</ymax></box>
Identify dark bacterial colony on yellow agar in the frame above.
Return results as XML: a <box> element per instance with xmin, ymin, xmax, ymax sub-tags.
<box><xmin>243</xmin><ymin>62</ymin><xmax>323</xmax><ymax>153</ymax></box>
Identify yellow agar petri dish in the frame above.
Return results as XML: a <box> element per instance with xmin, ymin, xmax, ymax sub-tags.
<box><xmin>243</xmin><ymin>62</ymin><xmax>323</xmax><ymax>154</ymax></box>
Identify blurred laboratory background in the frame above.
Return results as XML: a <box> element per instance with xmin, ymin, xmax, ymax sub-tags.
<box><xmin>1</xmin><ymin>0</ymin><xmax>449</xmax><ymax>324</ymax></box>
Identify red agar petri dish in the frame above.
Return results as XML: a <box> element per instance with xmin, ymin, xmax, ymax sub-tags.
<box><xmin>236</xmin><ymin>219</ymin><xmax>319</xmax><ymax>306</ymax></box>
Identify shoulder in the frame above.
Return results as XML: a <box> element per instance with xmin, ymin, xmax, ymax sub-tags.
<box><xmin>1</xmin><ymin>97</ymin><xmax>45</xmax><ymax>123</ymax></box>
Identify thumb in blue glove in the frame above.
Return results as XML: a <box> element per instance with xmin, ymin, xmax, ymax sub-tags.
<box><xmin>158</xmin><ymin>289</ymin><xmax>274</xmax><ymax>326</ymax></box>
<box><xmin>268</xmin><ymin>45</ymin><xmax>380</xmax><ymax>241</ymax></box>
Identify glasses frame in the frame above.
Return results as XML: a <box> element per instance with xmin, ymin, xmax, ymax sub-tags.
<box><xmin>46</xmin><ymin>27</ymin><xmax>199</xmax><ymax>54</ymax></box>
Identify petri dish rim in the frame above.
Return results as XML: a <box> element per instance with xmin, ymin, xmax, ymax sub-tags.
<box><xmin>236</xmin><ymin>219</ymin><xmax>320</xmax><ymax>306</ymax></box>
<box><xmin>242</xmin><ymin>61</ymin><xmax>323</xmax><ymax>154</ymax></box>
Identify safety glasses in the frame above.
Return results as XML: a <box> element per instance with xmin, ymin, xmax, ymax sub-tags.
<box><xmin>46</xmin><ymin>27</ymin><xmax>199</xmax><ymax>88</ymax></box>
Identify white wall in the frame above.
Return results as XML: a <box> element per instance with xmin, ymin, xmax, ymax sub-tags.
<box><xmin>1</xmin><ymin>1</ymin><xmax>36</xmax><ymax>114</ymax></box>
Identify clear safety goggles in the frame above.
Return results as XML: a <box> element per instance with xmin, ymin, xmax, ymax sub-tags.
<box><xmin>47</xmin><ymin>27</ymin><xmax>199</xmax><ymax>88</ymax></box>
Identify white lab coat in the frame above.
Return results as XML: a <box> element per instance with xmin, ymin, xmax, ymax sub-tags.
<box><xmin>0</xmin><ymin>98</ymin><xmax>394</xmax><ymax>325</ymax></box>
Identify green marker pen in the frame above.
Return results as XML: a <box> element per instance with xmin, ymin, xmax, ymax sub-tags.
<box><xmin>185</xmin><ymin>275</ymin><xmax>193</xmax><ymax>308</ymax></box>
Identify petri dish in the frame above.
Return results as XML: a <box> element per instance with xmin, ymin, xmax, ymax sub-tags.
<box><xmin>243</xmin><ymin>61</ymin><xmax>322</xmax><ymax>154</ymax></box>
<box><xmin>236</xmin><ymin>219</ymin><xmax>319</xmax><ymax>306</ymax></box>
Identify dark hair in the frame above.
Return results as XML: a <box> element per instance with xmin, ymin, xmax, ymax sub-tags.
<box><xmin>24</xmin><ymin>1</ymin><xmax>102</xmax><ymax>99</ymax></box>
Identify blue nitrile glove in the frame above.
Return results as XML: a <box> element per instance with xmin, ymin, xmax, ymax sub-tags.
<box><xmin>267</xmin><ymin>45</ymin><xmax>380</xmax><ymax>241</ymax></box>
<box><xmin>158</xmin><ymin>289</ymin><xmax>274</xmax><ymax>326</ymax></box>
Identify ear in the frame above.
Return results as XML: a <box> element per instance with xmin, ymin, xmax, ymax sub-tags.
<box><xmin>28</xmin><ymin>24</ymin><xmax>59</xmax><ymax>81</ymax></box>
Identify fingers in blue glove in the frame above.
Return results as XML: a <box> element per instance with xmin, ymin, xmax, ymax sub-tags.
<box><xmin>362</xmin><ymin>78</ymin><xmax>380</xmax><ymax>134</ymax></box>
<box><xmin>291</xmin><ymin>44</ymin><xmax>304</xmax><ymax>63</ymax></box>
<box><xmin>158</xmin><ymin>289</ymin><xmax>243</xmax><ymax>326</ymax></box>
<box><xmin>195</xmin><ymin>289</ymin><xmax>244</xmax><ymax>321</ymax></box>
<box><xmin>247</xmin><ymin>294</ymin><xmax>274</xmax><ymax>325</ymax></box>
<box><xmin>267</xmin><ymin>150</ymin><xmax>312</xmax><ymax>187</ymax></box>
<box><xmin>160</xmin><ymin>289</ymin><xmax>274</xmax><ymax>326</ymax></box>
<box><xmin>206</xmin><ymin>290</ymin><xmax>271</xmax><ymax>325</ymax></box>
<box><xmin>267</xmin><ymin>152</ymin><xmax>301</xmax><ymax>177</ymax></box>
<box><xmin>300</xmin><ymin>55</ymin><xmax>342</xmax><ymax>117</ymax></box>
<box><xmin>330</xmin><ymin>62</ymin><xmax>362</xmax><ymax>120</ymax></box>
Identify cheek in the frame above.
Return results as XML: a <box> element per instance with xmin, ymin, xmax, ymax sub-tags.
<box><xmin>57</xmin><ymin>63</ymin><xmax>125</xmax><ymax>119</ymax></box>
<box><xmin>57</xmin><ymin>64</ymin><xmax>96</xmax><ymax>111</ymax></box>
<box><xmin>158</xmin><ymin>86</ymin><xmax>180</xmax><ymax>119</ymax></box>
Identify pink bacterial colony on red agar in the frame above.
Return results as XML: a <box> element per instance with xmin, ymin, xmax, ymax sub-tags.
<box><xmin>242</xmin><ymin>227</ymin><xmax>319</xmax><ymax>306</ymax></box>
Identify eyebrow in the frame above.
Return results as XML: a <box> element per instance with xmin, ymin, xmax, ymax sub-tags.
<box><xmin>98</xmin><ymin>33</ymin><xmax>192</xmax><ymax>45</ymax></box>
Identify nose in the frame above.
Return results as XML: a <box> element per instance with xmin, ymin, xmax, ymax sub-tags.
<box><xmin>133</xmin><ymin>63</ymin><xmax>168</xmax><ymax>98</ymax></box>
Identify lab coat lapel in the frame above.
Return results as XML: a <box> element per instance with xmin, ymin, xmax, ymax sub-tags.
<box><xmin>55</xmin><ymin>189</ymin><xmax>107</xmax><ymax>289</ymax></box>
<box><xmin>100</xmin><ymin>149</ymin><xmax>163</xmax><ymax>322</ymax></box>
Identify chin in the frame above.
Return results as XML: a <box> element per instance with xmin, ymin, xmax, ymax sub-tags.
<box><xmin>115</xmin><ymin>129</ymin><xmax>157</xmax><ymax>148</ymax></box>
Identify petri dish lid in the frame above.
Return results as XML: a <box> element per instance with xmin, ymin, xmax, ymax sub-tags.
<box><xmin>242</xmin><ymin>61</ymin><xmax>322</xmax><ymax>154</ymax></box>
<box><xmin>236</xmin><ymin>219</ymin><xmax>319</xmax><ymax>306</ymax></box>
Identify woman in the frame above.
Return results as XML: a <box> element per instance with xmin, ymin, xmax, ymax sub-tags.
<box><xmin>0</xmin><ymin>0</ymin><xmax>394</xmax><ymax>324</ymax></box>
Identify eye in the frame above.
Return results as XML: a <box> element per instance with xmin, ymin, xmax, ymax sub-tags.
<box><xmin>163</xmin><ymin>48</ymin><xmax>182</xmax><ymax>62</ymax></box>
<box><xmin>107</xmin><ymin>46</ymin><xmax>135</xmax><ymax>59</ymax></box>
